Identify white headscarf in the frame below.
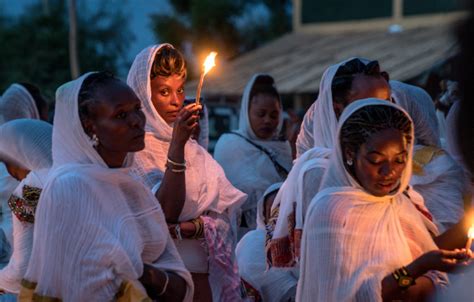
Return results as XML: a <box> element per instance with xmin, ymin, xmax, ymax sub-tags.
<box><xmin>297</xmin><ymin>99</ymin><xmax>447</xmax><ymax>302</ymax></box>
<box><xmin>24</xmin><ymin>73</ymin><xmax>193</xmax><ymax>301</ymax></box>
<box><xmin>295</xmin><ymin>57</ymin><xmax>370</xmax><ymax>156</ymax></box>
<box><xmin>390</xmin><ymin>80</ymin><xmax>441</xmax><ymax>147</ymax></box>
<box><xmin>214</xmin><ymin>74</ymin><xmax>292</xmax><ymax>229</ymax></box>
<box><xmin>0</xmin><ymin>84</ymin><xmax>40</xmax><ymax>125</ymax></box>
<box><xmin>127</xmin><ymin>44</ymin><xmax>246</xmax><ymax>222</ymax></box>
<box><xmin>0</xmin><ymin>119</ymin><xmax>52</xmax><ymax>294</ymax></box>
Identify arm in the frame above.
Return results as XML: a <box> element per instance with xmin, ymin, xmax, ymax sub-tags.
<box><xmin>155</xmin><ymin>103</ymin><xmax>201</xmax><ymax>223</ymax></box>
<box><xmin>434</xmin><ymin>218</ymin><xmax>469</xmax><ymax>250</ymax></box>
<box><xmin>139</xmin><ymin>264</ymin><xmax>187</xmax><ymax>301</ymax></box>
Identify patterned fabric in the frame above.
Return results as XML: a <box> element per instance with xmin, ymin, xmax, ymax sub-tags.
<box><xmin>8</xmin><ymin>186</ymin><xmax>41</xmax><ymax>224</ymax></box>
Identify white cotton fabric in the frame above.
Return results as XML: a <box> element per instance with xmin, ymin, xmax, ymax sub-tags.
<box><xmin>24</xmin><ymin>73</ymin><xmax>193</xmax><ymax>301</ymax></box>
<box><xmin>297</xmin><ymin>99</ymin><xmax>447</xmax><ymax>302</ymax></box>
<box><xmin>0</xmin><ymin>119</ymin><xmax>52</xmax><ymax>294</ymax></box>
<box><xmin>214</xmin><ymin>74</ymin><xmax>292</xmax><ymax>229</ymax></box>
<box><xmin>237</xmin><ymin>183</ymin><xmax>298</xmax><ymax>301</ymax></box>
<box><xmin>271</xmin><ymin>147</ymin><xmax>330</xmax><ymax>241</ymax></box>
<box><xmin>127</xmin><ymin>44</ymin><xmax>246</xmax><ymax>222</ymax></box>
<box><xmin>390</xmin><ymin>80</ymin><xmax>441</xmax><ymax>147</ymax></box>
<box><xmin>0</xmin><ymin>84</ymin><xmax>40</xmax><ymax>125</ymax></box>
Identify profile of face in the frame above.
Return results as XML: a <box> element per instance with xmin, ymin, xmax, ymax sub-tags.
<box><xmin>263</xmin><ymin>190</ymin><xmax>278</xmax><ymax>224</ymax></box>
<box><xmin>333</xmin><ymin>74</ymin><xmax>391</xmax><ymax>118</ymax></box>
<box><xmin>249</xmin><ymin>93</ymin><xmax>281</xmax><ymax>140</ymax></box>
<box><xmin>83</xmin><ymin>82</ymin><xmax>146</xmax><ymax>163</ymax></box>
<box><xmin>345</xmin><ymin>128</ymin><xmax>408</xmax><ymax>197</ymax></box>
<box><xmin>150</xmin><ymin>74</ymin><xmax>186</xmax><ymax>124</ymax></box>
<box><xmin>5</xmin><ymin>162</ymin><xmax>30</xmax><ymax>181</ymax></box>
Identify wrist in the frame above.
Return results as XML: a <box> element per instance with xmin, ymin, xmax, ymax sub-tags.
<box><xmin>406</xmin><ymin>258</ymin><xmax>426</xmax><ymax>279</ymax></box>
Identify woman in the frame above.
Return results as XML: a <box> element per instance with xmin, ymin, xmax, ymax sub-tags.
<box><xmin>297</xmin><ymin>99</ymin><xmax>471</xmax><ymax>302</ymax></box>
<box><xmin>0</xmin><ymin>83</ymin><xmax>49</xmax><ymax>270</ymax></box>
<box><xmin>0</xmin><ymin>119</ymin><xmax>52</xmax><ymax>296</ymax></box>
<box><xmin>21</xmin><ymin>72</ymin><xmax>193</xmax><ymax>301</ymax></box>
<box><xmin>391</xmin><ymin>80</ymin><xmax>467</xmax><ymax>231</ymax></box>
<box><xmin>236</xmin><ymin>182</ymin><xmax>298</xmax><ymax>301</ymax></box>
<box><xmin>214</xmin><ymin>74</ymin><xmax>292</xmax><ymax>234</ymax></box>
<box><xmin>128</xmin><ymin>44</ymin><xmax>246</xmax><ymax>301</ymax></box>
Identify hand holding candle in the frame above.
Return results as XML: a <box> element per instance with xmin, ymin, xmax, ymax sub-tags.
<box><xmin>195</xmin><ymin>52</ymin><xmax>217</xmax><ymax>106</ymax></box>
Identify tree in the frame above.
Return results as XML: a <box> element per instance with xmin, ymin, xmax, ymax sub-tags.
<box><xmin>150</xmin><ymin>0</ymin><xmax>291</xmax><ymax>77</ymax></box>
<box><xmin>0</xmin><ymin>0</ymin><xmax>133</xmax><ymax>98</ymax></box>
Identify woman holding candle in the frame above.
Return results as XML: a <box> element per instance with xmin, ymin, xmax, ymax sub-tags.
<box><xmin>21</xmin><ymin>72</ymin><xmax>193</xmax><ymax>301</ymax></box>
<box><xmin>214</xmin><ymin>74</ymin><xmax>293</xmax><ymax>235</ymax></box>
<box><xmin>127</xmin><ymin>44</ymin><xmax>246</xmax><ymax>301</ymax></box>
<box><xmin>297</xmin><ymin>99</ymin><xmax>471</xmax><ymax>302</ymax></box>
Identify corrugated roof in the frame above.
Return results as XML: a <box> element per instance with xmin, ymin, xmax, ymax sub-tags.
<box><xmin>188</xmin><ymin>24</ymin><xmax>456</xmax><ymax>96</ymax></box>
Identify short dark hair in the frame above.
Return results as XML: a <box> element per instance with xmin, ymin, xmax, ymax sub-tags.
<box><xmin>19</xmin><ymin>82</ymin><xmax>48</xmax><ymax>118</ymax></box>
<box><xmin>78</xmin><ymin>71</ymin><xmax>119</xmax><ymax>123</ymax></box>
<box><xmin>331</xmin><ymin>59</ymin><xmax>386</xmax><ymax>106</ymax></box>
<box><xmin>340</xmin><ymin>104</ymin><xmax>412</xmax><ymax>160</ymax></box>
<box><xmin>150</xmin><ymin>45</ymin><xmax>187</xmax><ymax>80</ymax></box>
<box><xmin>249</xmin><ymin>75</ymin><xmax>280</xmax><ymax>103</ymax></box>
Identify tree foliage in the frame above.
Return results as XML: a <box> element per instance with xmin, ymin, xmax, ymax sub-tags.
<box><xmin>0</xmin><ymin>0</ymin><xmax>132</xmax><ymax>99</ymax></box>
<box><xmin>150</xmin><ymin>0</ymin><xmax>291</xmax><ymax>76</ymax></box>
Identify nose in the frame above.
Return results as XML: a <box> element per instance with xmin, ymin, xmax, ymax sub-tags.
<box><xmin>129</xmin><ymin>110</ymin><xmax>146</xmax><ymax>128</ymax></box>
<box><xmin>170</xmin><ymin>92</ymin><xmax>180</xmax><ymax>106</ymax></box>
<box><xmin>379</xmin><ymin>162</ymin><xmax>395</xmax><ymax>177</ymax></box>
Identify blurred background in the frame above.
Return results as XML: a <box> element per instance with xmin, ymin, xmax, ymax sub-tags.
<box><xmin>0</xmin><ymin>0</ymin><xmax>466</xmax><ymax>151</ymax></box>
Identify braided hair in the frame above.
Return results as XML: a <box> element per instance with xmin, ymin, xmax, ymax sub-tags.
<box><xmin>78</xmin><ymin>71</ymin><xmax>120</xmax><ymax>124</ymax></box>
<box><xmin>249</xmin><ymin>75</ymin><xmax>280</xmax><ymax>103</ymax></box>
<box><xmin>340</xmin><ymin>105</ymin><xmax>412</xmax><ymax>161</ymax></box>
<box><xmin>150</xmin><ymin>45</ymin><xmax>187</xmax><ymax>80</ymax></box>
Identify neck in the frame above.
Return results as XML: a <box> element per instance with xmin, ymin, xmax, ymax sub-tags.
<box><xmin>96</xmin><ymin>145</ymin><xmax>127</xmax><ymax>168</ymax></box>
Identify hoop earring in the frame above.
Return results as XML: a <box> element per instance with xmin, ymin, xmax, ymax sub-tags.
<box><xmin>346</xmin><ymin>158</ymin><xmax>353</xmax><ymax>166</ymax></box>
<box><xmin>91</xmin><ymin>134</ymin><xmax>99</xmax><ymax>148</ymax></box>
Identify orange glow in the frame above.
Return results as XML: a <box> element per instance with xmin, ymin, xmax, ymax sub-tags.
<box><xmin>203</xmin><ymin>52</ymin><xmax>217</xmax><ymax>75</ymax></box>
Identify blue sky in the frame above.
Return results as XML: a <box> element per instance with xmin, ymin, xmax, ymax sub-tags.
<box><xmin>1</xmin><ymin>0</ymin><xmax>171</xmax><ymax>64</ymax></box>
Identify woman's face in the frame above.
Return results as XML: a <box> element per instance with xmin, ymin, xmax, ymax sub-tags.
<box><xmin>249</xmin><ymin>93</ymin><xmax>281</xmax><ymax>140</ymax></box>
<box><xmin>347</xmin><ymin>128</ymin><xmax>409</xmax><ymax>197</ymax></box>
<box><xmin>150</xmin><ymin>74</ymin><xmax>186</xmax><ymax>124</ymax></box>
<box><xmin>87</xmin><ymin>83</ymin><xmax>146</xmax><ymax>161</ymax></box>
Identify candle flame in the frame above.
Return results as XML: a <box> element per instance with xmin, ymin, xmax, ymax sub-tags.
<box><xmin>469</xmin><ymin>225</ymin><xmax>474</xmax><ymax>239</ymax></box>
<box><xmin>203</xmin><ymin>52</ymin><xmax>217</xmax><ymax>75</ymax></box>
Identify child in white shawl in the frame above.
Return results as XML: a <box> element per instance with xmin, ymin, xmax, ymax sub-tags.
<box><xmin>297</xmin><ymin>99</ymin><xmax>471</xmax><ymax>302</ymax></box>
<box><xmin>236</xmin><ymin>182</ymin><xmax>298</xmax><ymax>301</ymax></box>
<box><xmin>127</xmin><ymin>44</ymin><xmax>246</xmax><ymax>301</ymax></box>
<box><xmin>214</xmin><ymin>74</ymin><xmax>293</xmax><ymax>234</ymax></box>
<box><xmin>21</xmin><ymin>72</ymin><xmax>193</xmax><ymax>301</ymax></box>
<box><xmin>0</xmin><ymin>119</ymin><xmax>51</xmax><ymax>295</ymax></box>
<box><xmin>0</xmin><ymin>83</ymin><xmax>48</xmax><ymax>271</ymax></box>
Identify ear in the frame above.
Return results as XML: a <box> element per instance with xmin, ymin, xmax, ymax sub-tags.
<box><xmin>81</xmin><ymin>118</ymin><xmax>97</xmax><ymax>138</ymax></box>
<box><xmin>344</xmin><ymin>147</ymin><xmax>355</xmax><ymax>163</ymax></box>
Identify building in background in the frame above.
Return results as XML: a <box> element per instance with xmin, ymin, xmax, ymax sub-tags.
<box><xmin>189</xmin><ymin>0</ymin><xmax>464</xmax><ymax>151</ymax></box>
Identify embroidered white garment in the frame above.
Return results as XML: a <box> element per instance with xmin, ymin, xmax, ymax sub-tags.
<box><xmin>236</xmin><ymin>183</ymin><xmax>298</xmax><ymax>301</ymax></box>
<box><xmin>127</xmin><ymin>44</ymin><xmax>246</xmax><ymax>222</ymax></box>
<box><xmin>214</xmin><ymin>74</ymin><xmax>292</xmax><ymax>230</ymax></box>
<box><xmin>296</xmin><ymin>99</ymin><xmax>447</xmax><ymax>302</ymax></box>
<box><xmin>0</xmin><ymin>84</ymin><xmax>40</xmax><ymax>125</ymax></box>
<box><xmin>23</xmin><ymin>73</ymin><xmax>193</xmax><ymax>301</ymax></box>
<box><xmin>0</xmin><ymin>119</ymin><xmax>52</xmax><ymax>294</ymax></box>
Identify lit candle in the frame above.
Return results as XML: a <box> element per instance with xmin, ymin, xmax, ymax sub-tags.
<box><xmin>466</xmin><ymin>225</ymin><xmax>474</xmax><ymax>251</ymax></box>
<box><xmin>195</xmin><ymin>52</ymin><xmax>217</xmax><ymax>106</ymax></box>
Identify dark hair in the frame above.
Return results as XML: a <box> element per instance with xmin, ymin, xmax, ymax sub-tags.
<box><xmin>151</xmin><ymin>45</ymin><xmax>187</xmax><ymax>80</ymax></box>
<box><xmin>331</xmin><ymin>58</ymin><xmax>386</xmax><ymax>106</ymax></box>
<box><xmin>249</xmin><ymin>75</ymin><xmax>280</xmax><ymax>103</ymax></box>
<box><xmin>340</xmin><ymin>105</ymin><xmax>412</xmax><ymax>159</ymax></box>
<box><xmin>78</xmin><ymin>71</ymin><xmax>119</xmax><ymax>123</ymax></box>
<box><xmin>19</xmin><ymin>82</ymin><xmax>48</xmax><ymax>118</ymax></box>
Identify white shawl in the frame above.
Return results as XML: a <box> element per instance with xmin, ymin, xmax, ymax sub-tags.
<box><xmin>0</xmin><ymin>84</ymin><xmax>40</xmax><ymax>125</ymax></box>
<box><xmin>127</xmin><ymin>44</ymin><xmax>246</xmax><ymax>222</ymax></box>
<box><xmin>24</xmin><ymin>73</ymin><xmax>193</xmax><ymax>301</ymax></box>
<box><xmin>214</xmin><ymin>74</ymin><xmax>292</xmax><ymax>229</ymax></box>
<box><xmin>297</xmin><ymin>99</ymin><xmax>447</xmax><ymax>302</ymax></box>
<box><xmin>0</xmin><ymin>119</ymin><xmax>52</xmax><ymax>294</ymax></box>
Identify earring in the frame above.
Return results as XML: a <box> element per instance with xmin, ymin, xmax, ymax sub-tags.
<box><xmin>91</xmin><ymin>134</ymin><xmax>99</xmax><ymax>148</ymax></box>
<box><xmin>346</xmin><ymin>158</ymin><xmax>353</xmax><ymax>166</ymax></box>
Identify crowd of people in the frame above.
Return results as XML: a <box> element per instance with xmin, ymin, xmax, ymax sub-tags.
<box><xmin>0</xmin><ymin>10</ymin><xmax>473</xmax><ymax>302</ymax></box>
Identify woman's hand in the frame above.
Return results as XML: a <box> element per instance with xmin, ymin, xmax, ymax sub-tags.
<box><xmin>410</xmin><ymin>249</ymin><xmax>472</xmax><ymax>276</ymax></box>
<box><xmin>170</xmin><ymin>103</ymin><xmax>202</xmax><ymax>148</ymax></box>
